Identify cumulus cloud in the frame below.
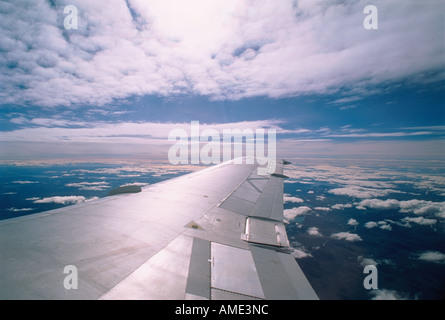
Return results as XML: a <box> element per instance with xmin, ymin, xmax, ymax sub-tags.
<box><xmin>358</xmin><ymin>256</ymin><xmax>378</xmax><ymax>268</ymax></box>
<box><xmin>31</xmin><ymin>196</ymin><xmax>98</xmax><ymax>205</ymax></box>
<box><xmin>65</xmin><ymin>181</ymin><xmax>109</xmax><ymax>191</ymax></box>
<box><xmin>402</xmin><ymin>216</ymin><xmax>437</xmax><ymax>226</ymax></box>
<box><xmin>399</xmin><ymin>200</ymin><xmax>445</xmax><ymax>218</ymax></box>
<box><xmin>364</xmin><ymin>221</ymin><xmax>378</xmax><ymax>229</ymax></box>
<box><xmin>6</xmin><ymin>207</ymin><xmax>34</xmax><ymax>212</ymax></box>
<box><xmin>416</xmin><ymin>251</ymin><xmax>445</xmax><ymax>264</ymax></box>
<box><xmin>329</xmin><ymin>186</ymin><xmax>403</xmax><ymax>199</ymax></box>
<box><xmin>365</xmin><ymin>220</ymin><xmax>392</xmax><ymax>230</ymax></box>
<box><xmin>379</xmin><ymin>223</ymin><xmax>392</xmax><ymax>231</ymax></box>
<box><xmin>307</xmin><ymin>227</ymin><xmax>323</xmax><ymax>237</ymax></box>
<box><xmin>331</xmin><ymin>231</ymin><xmax>362</xmax><ymax>242</ymax></box>
<box><xmin>358</xmin><ymin>256</ymin><xmax>395</xmax><ymax>268</ymax></box>
<box><xmin>332</xmin><ymin>203</ymin><xmax>353</xmax><ymax>210</ymax></box>
<box><xmin>0</xmin><ymin>0</ymin><xmax>443</xmax><ymax>107</ymax></box>
<box><xmin>283</xmin><ymin>194</ymin><xmax>304</xmax><ymax>203</ymax></box>
<box><xmin>357</xmin><ymin>199</ymin><xmax>400</xmax><ymax>210</ymax></box>
<box><xmin>347</xmin><ymin>218</ymin><xmax>359</xmax><ymax>226</ymax></box>
<box><xmin>290</xmin><ymin>246</ymin><xmax>313</xmax><ymax>259</ymax></box>
<box><xmin>283</xmin><ymin>206</ymin><xmax>311</xmax><ymax>222</ymax></box>
<box><xmin>120</xmin><ymin>182</ymin><xmax>149</xmax><ymax>188</ymax></box>
<box><xmin>370</xmin><ymin>289</ymin><xmax>409</xmax><ymax>300</ymax></box>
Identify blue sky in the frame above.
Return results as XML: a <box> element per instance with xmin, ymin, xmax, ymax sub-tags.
<box><xmin>0</xmin><ymin>0</ymin><xmax>444</xmax><ymax>161</ymax></box>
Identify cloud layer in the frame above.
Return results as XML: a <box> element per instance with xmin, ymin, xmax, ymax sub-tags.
<box><xmin>1</xmin><ymin>0</ymin><xmax>443</xmax><ymax>107</ymax></box>
<box><xmin>357</xmin><ymin>198</ymin><xmax>445</xmax><ymax>219</ymax></box>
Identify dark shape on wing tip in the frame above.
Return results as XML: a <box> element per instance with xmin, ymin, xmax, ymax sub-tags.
<box><xmin>107</xmin><ymin>185</ymin><xmax>142</xmax><ymax>196</ymax></box>
<box><xmin>184</xmin><ymin>220</ymin><xmax>204</xmax><ymax>230</ymax></box>
<box><xmin>271</xmin><ymin>173</ymin><xmax>289</xmax><ymax>179</ymax></box>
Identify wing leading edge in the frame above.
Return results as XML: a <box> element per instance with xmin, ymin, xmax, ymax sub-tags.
<box><xmin>0</xmin><ymin>158</ymin><xmax>318</xmax><ymax>300</ymax></box>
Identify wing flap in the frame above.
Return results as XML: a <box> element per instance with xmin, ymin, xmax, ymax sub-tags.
<box><xmin>100</xmin><ymin>234</ymin><xmax>194</xmax><ymax>300</ymax></box>
<box><xmin>250</xmin><ymin>245</ymin><xmax>319</xmax><ymax>300</ymax></box>
<box><xmin>242</xmin><ymin>217</ymin><xmax>290</xmax><ymax>247</ymax></box>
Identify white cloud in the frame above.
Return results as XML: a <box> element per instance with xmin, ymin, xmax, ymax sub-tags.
<box><xmin>314</xmin><ymin>207</ymin><xmax>331</xmax><ymax>212</ymax></box>
<box><xmin>0</xmin><ymin>119</ymin><xmax>282</xmax><ymax>143</ymax></box>
<box><xmin>356</xmin><ymin>198</ymin><xmax>445</xmax><ymax>219</ymax></box>
<box><xmin>290</xmin><ymin>247</ymin><xmax>313</xmax><ymax>259</ymax></box>
<box><xmin>370</xmin><ymin>289</ymin><xmax>409</xmax><ymax>300</ymax></box>
<box><xmin>12</xmin><ymin>180</ymin><xmax>39</xmax><ymax>184</ymax></box>
<box><xmin>358</xmin><ymin>256</ymin><xmax>378</xmax><ymax>267</ymax></box>
<box><xmin>283</xmin><ymin>206</ymin><xmax>311</xmax><ymax>222</ymax></box>
<box><xmin>307</xmin><ymin>227</ymin><xmax>323</xmax><ymax>237</ymax></box>
<box><xmin>6</xmin><ymin>207</ymin><xmax>34</xmax><ymax>212</ymax></box>
<box><xmin>117</xmin><ymin>174</ymin><xmax>141</xmax><ymax>178</ymax></box>
<box><xmin>279</xmin><ymin>139</ymin><xmax>445</xmax><ymax>161</ymax></box>
<box><xmin>0</xmin><ymin>119</ymin><xmax>289</xmax><ymax>159</ymax></box>
<box><xmin>365</xmin><ymin>220</ymin><xmax>392</xmax><ymax>230</ymax></box>
<box><xmin>328</xmin><ymin>186</ymin><xmax>403</xmax><ymax>199</ymax></box>
<box><xmin>364</xmin><ymin>221</ymin><xmax>378</xmax><ymax>229</ymax></box>
<box><xmin>283</xmin><ymin>194</ymin><xmax>304</xmax><ymax>203</ymax></box>
<box><xmin>120</xmin><ymin>182</ymin><xmax>149</xmax><ymax>188</ymax></box>
<box><xmin>329</xmin><ymin>131</ymin><xmax>435</xmax><ymax>138</ymax></box>
<box><xmin>347</xmin><ymin>218</ymin><xmax>359</xmax><ymax>226</ymax></box>
<box><xmin>332</xmin><ymin>203</ymin><xmax>353</xmax><ymax>210</ymax></box>
<box><xmin>357</xmin><ymin>199</ymin><xmax>400</xmax><ymax>210</ymax></box>
<box><xmin>1</xmin><ymin>0</ymin><xmax>443</xmax><ymax>107</ymax></box>
<box><xmin>65</xmin><ymin>181</ymin><xmax>109</xmax><ymax>191</ymax></box>
<box><xmin>379</xmin><ymin>223</ymin><xmax>392</xmax><ymax>231</ymax></box>
<box><xmin>416</xmin><ymin>251</ymin><xmax>445</xmax><ymax>264</ymax></box>
<box><xmin>384</xmin><ymin>219</ymin><xmax>411</xmax><ymax>229</ymax></box>
<box><xmin>31</xmin><ymin>196</ymin><xmax>99</xmax><ymax>205</ymax></box>
<box><xmin>402</xmin><ymin>216</ymin><xmax>437</xmax><ymax>226</ymax></box>
<box><xmin>358</xmin><ymin>256</ymin><xmax>395</xmax><ymax>268</ymax></box>
<box><xmin>331</xmin><ymin>231</ymin><xmax>362</xmax><ymax>242</ymax></box>
<box><xmin>399</xmin><ymin>200</ymin><xmax>445</xmax><ymax>218</ymax></box>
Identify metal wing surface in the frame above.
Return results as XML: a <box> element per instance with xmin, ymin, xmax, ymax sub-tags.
<box><xmin>0</xmin><ymin>158</ymin><xmax>318</xmax><ymax>300</ymax></box>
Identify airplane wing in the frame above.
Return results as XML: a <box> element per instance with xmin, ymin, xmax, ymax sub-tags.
<box><xmin>0</xmin><ymin>158</ymin><xmax>318</xmax><ymax>300</ymax></box>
